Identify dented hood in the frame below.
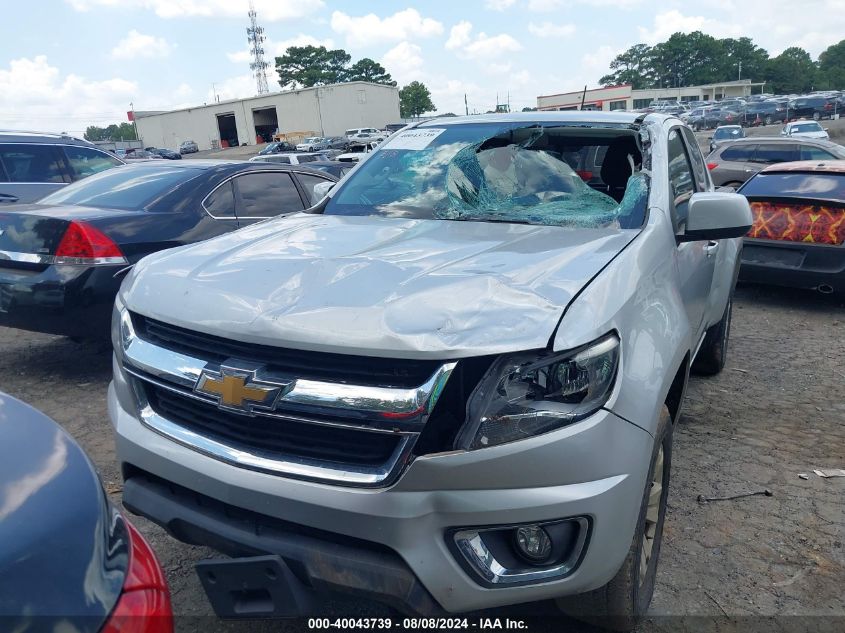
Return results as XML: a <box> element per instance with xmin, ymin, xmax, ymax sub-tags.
<box><xmin>122</xmin><ymin>213</ymin><xmax>637</xmax><ymax>358</ymax></box>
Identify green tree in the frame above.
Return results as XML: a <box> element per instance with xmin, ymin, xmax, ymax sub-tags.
<box><xmin>764</xmin><ymin>47</ymin><xmax>817</xmax><ymax>93</ymax></box>
<box><xmin>649</xmin><ymin>32</ymin><xmax>724</xmax><ymax>88</ymax></box>
<box><xmin>600</xmin><ymin>43</ymin><xmax>655</xmax><ymax>89</ymax></box>
<box><xmin>84</xmin><ymin>123</ymin><xmax>136</xmax><ymax>141</ymax></box>
<box><xmin>399</xmin><ymin>81</ymin><xmax>435</xmax><ymax>118</ymax></box>
<box><xmin>718</xmin><ymin>37</ymin><xmax>769</xmax><ymax>84</ymax></box>
<box><xmin>346</xmin><ymin>58</ymin><xmax>395</xmax><ymax>85</ymax></box>
<box><xmin>275</xmin><ymin>45</ymin><xmax>352</xmax><ymax>89</ymax></box>
<box><xmin>818</xmin><ymin>39</ymin><xmax>845</xmax><ymax>89</ymax></box>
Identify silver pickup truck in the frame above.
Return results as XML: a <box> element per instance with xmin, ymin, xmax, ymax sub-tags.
<box><xmin>109</xmin><ymin>112</ymin><xmax>751</xmax><ymax>629</ymax></box>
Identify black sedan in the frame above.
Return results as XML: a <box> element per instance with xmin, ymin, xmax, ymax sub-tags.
<box><xmin>146</xmin><ymin>147</ymin><xmax>182</xmax><ymax>160</ymax></box>
<box><xmin>0</xmin><ymin>392</ymin><xmax>172</xmax><ymax>632</ymax></box>
<box><xmin>738</xmin><ymin>160</ymin><xmax>845</xmax><ymax>294</ymax></box>
<box><xmin>305</xmin><ymin>160</ymin><xmax>354</xmax><ymax>179</ymax></box>
<box><xmin>0</xmin><ymin>161</ymin><xmax>338</xmax><ymax>338</ymax></box>
<box><xmin>258</xmin><ymin>141</ymin><xmax>297</xmax><ymax>155</ymax></box>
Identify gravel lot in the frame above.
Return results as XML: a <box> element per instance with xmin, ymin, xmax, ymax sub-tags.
<box><xmin>1</xmin><ymin>283</ymin><xmax>843</xmax><ymax>631</ymax></box>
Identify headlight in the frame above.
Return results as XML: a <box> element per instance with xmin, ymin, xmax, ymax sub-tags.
<box><xmin>111</xmin><ymin>294</ymin><xmax>135</xmax><ymax>358</ymax></box>
<box><xmin>456</xmin><ymin>333</ymin><xmax>619</xmax><ymax>450</ymax></box>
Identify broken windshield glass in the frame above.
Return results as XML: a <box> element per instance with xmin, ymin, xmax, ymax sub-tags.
<box><xmin>324</xmin><ymin>121</ymin><xmax>648</xmax><ymax>229</ymax></box>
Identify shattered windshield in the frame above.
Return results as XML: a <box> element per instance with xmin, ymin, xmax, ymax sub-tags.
<box><xmin>323</xmin><ymin>122</ymin><xmax>648</xmax><ymax>229</ymax></box>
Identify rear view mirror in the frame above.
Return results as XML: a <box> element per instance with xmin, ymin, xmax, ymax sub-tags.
<box><xmin>678</xmin><ymin>192</ymin><xmax>752</xmax><ymax>242</ymax></box>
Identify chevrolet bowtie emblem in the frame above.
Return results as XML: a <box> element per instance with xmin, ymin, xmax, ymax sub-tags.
<box><xmin>194</xmin><ymin>365</ymin><xmax>292</xmax><ymax>414</ymax></box>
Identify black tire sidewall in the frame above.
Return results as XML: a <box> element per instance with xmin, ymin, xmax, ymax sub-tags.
<box><xmin>631</xmin><ymin>407</ymin><xmax>673</xmax><ymax>614</ymax></box>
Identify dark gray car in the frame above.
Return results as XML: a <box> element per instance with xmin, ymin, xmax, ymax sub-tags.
<box><xmin>0</xmin><ymin>131</ymin><xmax>124</xmax><ymax>204</ymax></box>
<box><xmin>706</xmin><ymin>136</ymin><xmax>845</xmax><ymax>187</ymax></box>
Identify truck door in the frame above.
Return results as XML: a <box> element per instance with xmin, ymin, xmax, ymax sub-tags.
<box><xmin>668</xmin><ymin>126</ymin><xmax>716</xmax><ymax>344</ymax></box>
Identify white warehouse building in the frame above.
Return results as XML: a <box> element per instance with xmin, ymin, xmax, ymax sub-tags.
<box><xmin>135</xmin><ymin>81</ymin><xmax>400</xmax><ymax>151</ymax></box>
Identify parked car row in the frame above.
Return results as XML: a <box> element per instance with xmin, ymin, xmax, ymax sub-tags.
<box><xmin>654</xmin><ymin>91</ymin><xmax>845</xmax><ymax>130</ymax></box>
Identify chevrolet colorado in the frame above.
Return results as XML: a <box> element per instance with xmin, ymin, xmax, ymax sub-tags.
<box><xmin>109</xmin><ymin>112</ymin><xmax>752</xmax><ymax>629</ymax></box>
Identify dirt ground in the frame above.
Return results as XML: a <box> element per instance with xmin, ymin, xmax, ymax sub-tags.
<box><xmin>0</xmin><ymin>283</ymin><xmax>843</xmax><ymax>632</ymax></box>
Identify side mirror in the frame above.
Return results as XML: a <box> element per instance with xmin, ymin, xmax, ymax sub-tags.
<box><xmin>678</xmin><ymin>192</ymin><xmax>752</xmax><ymax>242</ymax></box>
<box><xmin>312</xmin><ymin>181</ymin><xmax>335</xmax><ymax>201</ymax></box>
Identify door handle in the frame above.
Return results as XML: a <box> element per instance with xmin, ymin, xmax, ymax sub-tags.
<box><xmin>0</xmin><ymin>194</ymin><xmax>19</xmax><ymax>203</ymax></box>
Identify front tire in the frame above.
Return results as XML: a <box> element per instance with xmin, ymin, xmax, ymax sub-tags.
<box><xmin>764</xmin><ymin>115</ymin><xmax>773</xmax><ymax>125</ymax></box>
<box><xmin>812</xmin><ymin>111</ymin><xmax>821</xmax><ymax>121</ymax></box>
<box><xmin>692</xmin><ymin>296</ymin><xmax>732</xmax><ymax>375</ymax></box>
<box><xmin>557</xmin><ymin>406</ymin><xmax>673</xmax><ymax>631</ymax></box>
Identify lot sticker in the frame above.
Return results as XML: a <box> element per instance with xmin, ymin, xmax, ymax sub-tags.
<box><xmin>382</xmin><ymin>128</ymin><xmax>446</xmax><ymax>151</ymax></box>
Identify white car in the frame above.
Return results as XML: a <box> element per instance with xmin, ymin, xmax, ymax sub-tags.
<box><xmin>344</xmin><ymin>127</ymin><xmax>380</xmax><ymax>141</ymax></box>
<box><xmin>248</xmin><ymin>152</ymin><xmax>329</xmax><ymax>165</ymax></box>
<box><xmin>781</xmin><ymin>121</ymin><xmax>830</xmax><ymax>140</ymax></box>
<box><xmin>336</xmin><ymin>141</ymin><xmax>380</xmax><ymax>163</ymax></box>
<box><xmin>295</xmin><ymin>137</ymin><xmax>330</xmax><ymax>152</ymax></box>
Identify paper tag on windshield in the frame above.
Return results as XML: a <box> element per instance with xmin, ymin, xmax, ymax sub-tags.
<box><xmin>382</xmin><ymin>128</ymin><xmax>446</xmax><ymax>151</ymax></box>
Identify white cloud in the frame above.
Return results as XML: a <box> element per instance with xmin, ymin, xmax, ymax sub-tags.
<box><xmin>330</xmin><ymin>9</ymin><xmax>443</xmax><ymax>47</ymax></box>
<box><xmin>66</xmin><ymin>0</ymin><xmax>324</xmax><ymax>21</ymax></box>
<box><xmin>445</xmin><ymin>21</ymin><xmax>473</xmax><ymax>50</ymax></box>
<box><xmin>445</xmin><ymin>22</ymin><xmax>521</xmax><ymax>60</ymax></box>
<box><xmin>227</xmin><ymin>34</ymin><xmax>335</xmax><ymax>64</ymax></box>
<box><xmin>638</xmin><ymin>10</ymin><xmax>742</xmax><ymax>45</ymax></box>
<box><xmin>0</xmin><ymin>55</ymin><xmax>137</xmax><ymax>134</ymax></box>
<box><xmin>484</xmin><ymin>0</ymin><xmax>516</xmax><ymax>10</ymax></box>
<box><xmin>111</xmin><ymin>30</ymin><xmax>172</xmax><ymax>60</ymax></box>
<box><xmin>381</xmin><ymin>42</ymin><xmax>424</xmax><ymax>85</ymax></box>
<box><xmin>526</xmin><ymin>0</ymin><xmax>564</xmax><ymax>11</ymax></box>
<box><xmin>527</xmin><ymin>22</ymin><xmax>576</xmax><ymax>38</ymax></box>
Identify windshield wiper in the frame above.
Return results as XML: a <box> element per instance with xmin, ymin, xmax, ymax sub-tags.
<box><xmin>442</xmin><ymin>216</ymin><xmax>535</xmax><ymax>225</ymax></box>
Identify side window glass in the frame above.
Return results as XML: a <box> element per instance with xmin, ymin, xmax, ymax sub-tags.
<box><xmin>63</xmin><ymin>146</ymin><xmax>122</xmax><ymax>180</ymax></box>
<box><xmin>720</xmin><ymin>145</ymin><xmax>755</xmax><ymax>162</ymax></box>
<box><xmin>799</xmin><ymin>146</ymin><xmax>835</xmax><ymax>161</ymax></box>
<box><xmin>667</xmin><ymin>128</ymin><xmax>696</xmax><ymax>228</ymax></box>
<box><xmin>235</xmin><ymin>172</ymin><xmax>305</xmax><ymax>218</ymax></box>
<box><xmin>755</xmin><ymin>144</ymin><xmax>796</xmax><ymax>164</ymax></box>
<box><xmin>203</xmin><ymin>181</ymin><xmax>236</xmax><ymax>218</ymax></box>
<box><xmin>681</xmin><ymin>127</ymin><xmax>709</xmax><ymax>191</ymax></box>
<box><xmin>0</xmin><ymin>144</ymin><xmax>67</xmax><ymax>183</ymax></box>
<box><xmin>297</xmin><ymin>173</ymin><xmax>334</xmax><ymax>206</ymax></box>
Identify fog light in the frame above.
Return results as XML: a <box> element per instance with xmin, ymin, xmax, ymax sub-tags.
<box><xmin>513</xmin><ymin>525</ymin><xmax>552</xmax><ymax>564</ymax></box>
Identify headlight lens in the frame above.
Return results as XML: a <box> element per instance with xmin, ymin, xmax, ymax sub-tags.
<box><xmin>457</xmin><ymin>333</ymin><xmax>619</xmax><ymax>450</ymax></box>
<box><xmin>111</xmin><ymin>294</ymin><xmax>135</xmax><ymax>358</ymax></box>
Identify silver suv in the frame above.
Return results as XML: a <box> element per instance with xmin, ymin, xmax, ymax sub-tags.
<box><xmin>110</xmin><ymin>113</ymin><xmax>751</xmax><ymax>628</ymax></box>
<box><xmin>0</xmin><ymin>131</ymin><xmax>123</xmax><ymax>204</ymax></box>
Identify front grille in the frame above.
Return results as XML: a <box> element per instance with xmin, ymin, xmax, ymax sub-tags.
<box><xmin>145</xmin><ymin>384</ymin><xmax>401</xmax><ymax>467</ymax></box>
<box><xmin>132</xmin><ymin>313</ymin><xmax>443</xmax><ymax>389</ymax></box>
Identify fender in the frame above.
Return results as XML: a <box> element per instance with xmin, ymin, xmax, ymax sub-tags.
<box><xmin>553</xmin><ymin>206</ymin><xmax>693</xmax><ymax>438</ymax></box>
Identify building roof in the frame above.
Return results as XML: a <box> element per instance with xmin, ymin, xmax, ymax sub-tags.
<box><xmin>134</xmin><ymin>81</ymin><xmax>398</xmax><ymax>119</ymax></box>
<box><xmin>762</xmin><ymin>160</ymin><xmax>845</xmax><ymax>174</ymax></box>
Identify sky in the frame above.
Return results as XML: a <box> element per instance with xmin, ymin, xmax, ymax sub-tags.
<box><xmin>1</xmin><ymin>0</ymin><xmax>843</xmax><ymax>135</ymax></box>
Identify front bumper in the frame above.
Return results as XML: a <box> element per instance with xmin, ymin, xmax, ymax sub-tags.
<box><xmin>739</xmin><ymin>238</ymin><xmax>845</xmax><ymax>292</ymax></box>
<box><xmin>0</xmin><ymin>263</ymin><xmax>122</xmax><ymax>337</ymax></box>
<box><xmin>110</xmin><ymin>361</ymin><xmax>654</xmax><ymax>614</ymax></box>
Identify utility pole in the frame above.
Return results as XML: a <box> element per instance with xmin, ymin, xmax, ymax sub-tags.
<box><xmin>465</xmin><ymin>93</ymin><xmax>469</xmax><ymax>116</ymax></box>
<box><xmin>212</xmin><ymin>83</ymin><xmax>219</xmax><ymax>103</ymax></box>
<box><xmin>247</xmin><ymin>0</ymin><xmax>270</xmax><ymax>95</ymax></box>
<box><xmin>738</xmin><ymin>61</ymin><xmax>742</xmax><ymax>81</ymax></box>
<box><xmin>129</xmin><ymin>101</ymin><xmax>138</xmax><ymax>140</ymax></box>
